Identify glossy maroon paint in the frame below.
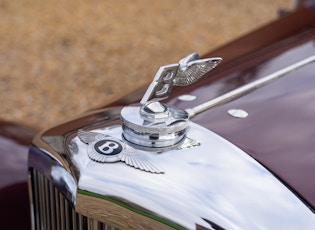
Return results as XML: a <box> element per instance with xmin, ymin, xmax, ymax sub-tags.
<box><xmin>163</xmin><ymin>18</ymin><xmax>315</xmax><ymax>210</ymax></box>
<box><xmin>0</xmin><ymin>121</ymin><xmax>36</xmax><ymax>230</ymax></box>
<box><xmin>192</xmin><ymin>45</ymin><xmax>315</xmax><ymax>210</ymax></box>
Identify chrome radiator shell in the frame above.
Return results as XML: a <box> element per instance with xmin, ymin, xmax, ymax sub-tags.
<box><xmin>28</xmin><ymin>107</ymin><xmax>315</xmax><ymax>230</ymax></box>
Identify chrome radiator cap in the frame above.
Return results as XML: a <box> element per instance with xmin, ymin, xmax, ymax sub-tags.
<box><xmin>121</xmin><ymin>101</ymin><xmax>189</xmax><ymax>151</ymax></box>
<box><xmin>121</xmin><ymin>53</ymin><xmax>221</xmax><ymax>152</ymax></box>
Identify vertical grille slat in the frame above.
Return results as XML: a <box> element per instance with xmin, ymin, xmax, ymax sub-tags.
<box><xmin>44</xmin><ymin>178</ymin><xmax>52</xmax><ymax>230</ymax></box>
<box><xmin>55</xmin><ymin>186</ymin><xmax>61</xmax><ymax>230</ymax></box>
<box><xmin>59</xmin><ymin>190</ymin><xmax>66</xmax><ymax>230</ymax></box>
<box><xmin>78</xmin><ymin>214</ymin><xmax>84</xmax><ymax>230</ymax></box>
<box><xmin>49</xmin><ymin>182</ymin><xmax>57</xmax><ymax>230</ymax></box>
<box><xmin>38</xmin><ymin>173</ymin><xmax>46</xmax><ymax>229</ymax></box>
<box><xmin>30</xmin><ymin>169</ymin><xmax>118</xmax><ymax>230</ymax></box>
<box><xmin>32</xmin><ymin>170</ymin><xmax>41</xmax><ymax>230</ymax></box>
<box><xmin>65</xmin><ymin>199</ymin><xmax>71</xmax><ymax>230</ymax></box>
<box><xmin>71</xmin><ymin>205</ymin><xmax>77</xmax><ymax>230</ymax></box>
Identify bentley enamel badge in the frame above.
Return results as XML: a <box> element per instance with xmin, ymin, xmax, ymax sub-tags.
<box><xmin>78</xmin><ymin>129</ymin><xmax>164</xmax><ymax>174</ymax></box>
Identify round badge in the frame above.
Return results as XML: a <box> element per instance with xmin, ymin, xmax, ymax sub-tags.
<box><xmin>94</xmin><ymin>139</ymin><xmax>123</xmax><ymax>155</ymax></box>
<box><xmin>88</xmin><ymin>138</ymin><xmax>124</xmax><ymax>163</ymax></box>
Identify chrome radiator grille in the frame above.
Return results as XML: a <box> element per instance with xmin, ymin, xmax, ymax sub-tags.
<box><xmin>30</xmin><ymin>169</ymin><xmax>117</xmax><ymax>230</ymax></box>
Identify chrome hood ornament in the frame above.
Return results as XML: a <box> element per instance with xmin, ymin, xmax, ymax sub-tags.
<box><xmin>140</xmin><ymin>52</ymin><xmax>222</xmax><ymax>104</ymax></box>
<box><xmin>121</xmin><ymin>53</ymin><xmax>222</xmax><ymax>151</ymax></box>
<box><xmin>77</xmin><ymin>53</ymin><xmax>221</xmax><ymax>172</ymax></box>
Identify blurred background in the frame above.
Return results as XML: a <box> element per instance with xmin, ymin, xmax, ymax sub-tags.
<box><xmin>0</xmin><ymin>0</ymin><xmax>293</xmax><ymax>130</ymax></box>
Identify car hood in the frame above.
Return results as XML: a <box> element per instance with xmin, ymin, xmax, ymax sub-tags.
<box><xmin>187</xmin><ymin>41</ymin><xmax>315</xmax><ymax>211</ymax></box>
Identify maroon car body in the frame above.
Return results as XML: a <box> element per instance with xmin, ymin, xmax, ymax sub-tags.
<box><xmin>2</xmin><ymin>3</ymin><xmax>315</xmax><ymax>229</ymax></box>
<box><xmin>0</xmin><ymin>121</ymin><xmax>35</xmax><ymax>229</ymax></box>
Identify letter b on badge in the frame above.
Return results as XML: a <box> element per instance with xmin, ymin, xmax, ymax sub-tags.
<box><xmin>94</xmin><ymin>139</ymin><xmax>123</xmax><ymax>155</ymax></box>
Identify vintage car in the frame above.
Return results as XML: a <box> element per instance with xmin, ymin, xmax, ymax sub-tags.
<box><xmin>2</xmin><ymin>2</ymin><xmax>315</xmax><ymax>229</ymax></box>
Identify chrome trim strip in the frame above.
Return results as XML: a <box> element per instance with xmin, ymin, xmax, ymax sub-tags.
<box><xmin>186</xmin><ymin>55</ymin><xmax>315</xmax><ymax>117</ymax></box>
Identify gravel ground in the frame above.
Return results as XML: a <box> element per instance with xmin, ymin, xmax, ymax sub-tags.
<box><xmin>0</xmin><ymin>0</ymin><xmax>293</xmax><ymax>130</ymax></box>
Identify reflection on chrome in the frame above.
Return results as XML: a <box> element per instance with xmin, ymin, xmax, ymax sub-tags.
<box><xmin>67</xmin><ymin>121</ymin><xmax>315</xmax><ymax>229</ymax></box>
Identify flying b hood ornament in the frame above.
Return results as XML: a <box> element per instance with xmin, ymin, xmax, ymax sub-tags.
<box><xmin>140</xmin><ymin>52</ymin><xmax>222</xmax><ymax>104</ymax></box>
<box><xmin>121</xmin><ymin>52</ymin><xmax>222</xmax><ymax>151</ymax></box>
<box><xmin>78</xmin><ymin>53</ymin><xmax>221</xmax><ymax>173</ymax></box>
